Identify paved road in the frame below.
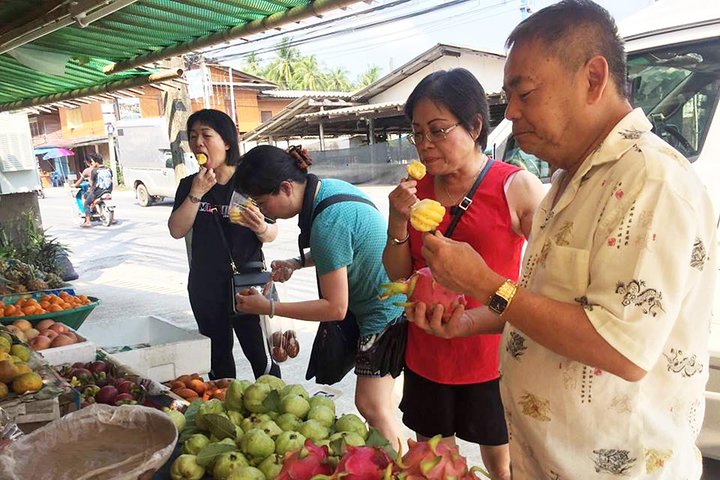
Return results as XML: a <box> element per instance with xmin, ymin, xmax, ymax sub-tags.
<box><xmin>36</xmin><ymin>184</ymin><xmax>485</xmax><ymax>466</ymax></box>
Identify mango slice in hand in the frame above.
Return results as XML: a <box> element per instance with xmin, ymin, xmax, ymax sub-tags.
<box><xmin>410</xmin><ymin>199</ymin><xmax>445</xmax><ymax>232</ymax></box>
<box><xmin>406</xmin><ymin>160</ymin><xmax>426</xmax><ymax>180</ymax></box>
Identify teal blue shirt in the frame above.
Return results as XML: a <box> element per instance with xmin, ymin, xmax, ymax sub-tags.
<box><xmin>310</xmin><ymin>179</ymin><xmax>402</xmax><ymax>336</ymax></box>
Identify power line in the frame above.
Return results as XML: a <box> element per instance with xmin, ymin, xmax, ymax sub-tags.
<box><xmin>213</xmin><ymin>0</ymin><xmax>477</xmax><ymax>62</ymax></box>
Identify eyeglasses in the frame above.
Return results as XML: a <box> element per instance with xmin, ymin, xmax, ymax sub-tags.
<box><xmin>408</xmin><ymin>123</ymin><xmax>461</xmax><ymax>145</ymax></box>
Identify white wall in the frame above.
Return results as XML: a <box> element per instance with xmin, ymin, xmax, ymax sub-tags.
<box><xmin>369</xmin><ymin>52</ymin><xmax>506</xmax><ymax>105</ymax></box>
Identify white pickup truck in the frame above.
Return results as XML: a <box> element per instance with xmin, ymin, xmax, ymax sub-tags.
<box><xmin>488</xmin><ymin>0</ymin><xmax>720</xmax><ymax>461</ymax></box>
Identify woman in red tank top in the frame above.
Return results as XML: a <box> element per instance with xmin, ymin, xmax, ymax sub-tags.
<box><xmin>383</xmin><ymin>68</ymin><xmax>544</xmax><ymax>479</ymax></box>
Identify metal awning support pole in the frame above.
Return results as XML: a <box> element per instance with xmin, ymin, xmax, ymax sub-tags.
<box><xmin>103</xmin><ymin>0</ymin><xmax>361</xmax><ymax>74</ymax></box>
<box><xmin>318</xmin><ymin>106</ymin><xmax>325</xmax><ymax>151</ymax></box>
<box><xmin>229</xmin><ymin>67</ymin><xmax>236</xmax><ymax>125</ymax></box>
<box><xmin>0</xmin><ymin>69</ymin><xmax>183</xmax><ymax>112</ymax></box>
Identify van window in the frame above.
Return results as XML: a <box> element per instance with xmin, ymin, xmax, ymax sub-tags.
<box><xmin>628</xmin><ymin>38</ymin><xmax>720</xmax><ymax>161</ymax></box>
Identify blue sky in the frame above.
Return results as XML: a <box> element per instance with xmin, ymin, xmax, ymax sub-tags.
<box><xmin>220</xmin><ymin>0</ymin><xmax>655</xmax><ymax>80</ymax></box>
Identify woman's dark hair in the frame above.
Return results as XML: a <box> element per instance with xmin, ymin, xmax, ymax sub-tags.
<box><xmin>87</xmin><ymin>152</ymin><xmax>103</xmax><ymax>163</ymax></box>
<box><xmin>186</xmin><ymin>109</ymin><xmax>241</xmax><ymax>166</ymax></box>
<box><xmin>235</xmin><ymin>145</ymin><xmax>309</xmax><ymax>196</ymax></box>
<box><xmin>404</xmin><ymin>68</ymin><xmax>490</xmax><ymax>150</ymax></box>
<box><xmin>506</xmin><ymin>0</ymin><xmax>627</xmax><ymax>97</ymax></box>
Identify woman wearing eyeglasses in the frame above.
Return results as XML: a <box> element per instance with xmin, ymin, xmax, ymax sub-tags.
<box><xmin>383</xmin><ymin>68</ymin><xmax>544</xmax><ymax>479</ymax></box>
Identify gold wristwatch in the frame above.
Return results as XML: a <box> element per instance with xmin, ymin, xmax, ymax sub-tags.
<box><xmin>487</xmin><ymin>279</ymin><xmax>518</xmax><ymax>316</ymax></box>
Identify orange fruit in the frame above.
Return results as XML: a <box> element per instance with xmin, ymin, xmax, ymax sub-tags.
<box><xmin>15</xmin><ymin>299</ymin><xmax>26</xmax><ymax>308</ymax></box>
<box><xmin>4</xmin><ymin>306</ymin><xmax>17</xmax><ymax>316</ymax></box>
<box><xmin>39</xmin><ymin>301</ymin><xmax>50</xmax><ymax>309</ymax></box>
<box><xmin>21</xmin><ymin>306</ymin><xmax>37</xmax><ymax>315</ymax></box>
<box><xmin>48</xmin><ymin>305</ymin><xmax>62</xmax><ymax>312</ymax></box>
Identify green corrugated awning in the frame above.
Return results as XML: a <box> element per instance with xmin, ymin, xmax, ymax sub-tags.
<box><xmin>0</xmin><ymin>0</ymin><xmax>359</xmax><ymax>112</ymax></box>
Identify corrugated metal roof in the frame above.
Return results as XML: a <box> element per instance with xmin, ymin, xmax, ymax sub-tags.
<box><xmin>0</xmin><ymin>0</ymin><xmax>359</xmax><ymax>112</ymax></box>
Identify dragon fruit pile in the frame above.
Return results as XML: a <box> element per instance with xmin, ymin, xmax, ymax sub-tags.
<box><xmin>276</xmin><ymin>435</ymin><xmax>487</xmax><ymax>479</ymax></box>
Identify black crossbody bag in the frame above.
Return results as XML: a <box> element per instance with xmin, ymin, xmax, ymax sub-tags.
<box><xmin>213</xmin><ymin>212</ymin><xmax>271</xmax><ymax>314</ymax></box>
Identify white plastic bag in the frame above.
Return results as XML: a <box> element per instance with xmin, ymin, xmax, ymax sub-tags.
<box><xmin>0</xmin><ymin>404</ymin><xmax>177</xmax><ymax>480</ymax></box>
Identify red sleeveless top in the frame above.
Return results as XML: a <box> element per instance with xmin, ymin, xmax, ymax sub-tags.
<box><xmin>406</xmin><ymin>160</ymin><xmax>524</xmax><ymax>384</ymax></box>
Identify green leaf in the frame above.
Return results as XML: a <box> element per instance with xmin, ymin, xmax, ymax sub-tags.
<box><xmin>366</xmin><ymin>427</ymin><xmax>396</xmax><ymax>458</ymax></box>
<box><xmin>261</xmin><ymin>389</ymin><xmax>281</xmax><ymax>413</ymax></box>
<box><xmin>178</xmin><ymin>400</ymin><xmax>204</xmax><ymax>443</ymax></box>
<box><xmin>195</xmin><ymin>443</ymin><xmax>238</xmax><ymax>467</ymax></box>
<box><xmin>205</xmin><ymin>413</ymin><xmax>237</xmax><ymax>440</ymax></box>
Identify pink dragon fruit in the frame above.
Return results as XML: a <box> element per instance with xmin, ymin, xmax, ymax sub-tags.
<box><xmin>276</xmin><ymin>439</ymin><xmax>333</xmax><ymax>480</ymax></box>
<box><xmin>380</xmin><ymin>267</ymin><xmax>466</xmax><ymax>320</ymax></box>
<box><xmin>330</xmin><ymin>445</ymin><xmax>394</xmax><ymax>479</ymax></box>
<box><xmin>396</xmin><ymin>435</ymin><xmax>475</xmax><ymax>480</ymax></box>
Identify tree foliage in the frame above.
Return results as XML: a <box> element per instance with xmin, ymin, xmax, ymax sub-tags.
<box><xmin>240</xmin><ymin>37</ymin><xmax>380</xmax><ymax>92</ymax></box>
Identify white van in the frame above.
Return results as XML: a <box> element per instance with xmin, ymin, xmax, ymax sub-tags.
<box><xmin>115</xmin><ymin>118</ymin><xmax>198</xmax><ymax>206</ymax></box>
<box><xmin>488</xmin><ymin>0</ymin><xmax>720</xmax><ymax>461</ymax></box>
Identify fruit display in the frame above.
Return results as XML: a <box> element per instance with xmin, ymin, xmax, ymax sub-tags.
<box><xmin>55</xmin><ymin>359</ymin><xmax>146</xmax><ymax>409</ymax></box>
<box><xmin>270</xmin><ymin>330</ymin><xmax>299</xmax><ymax>363</ymax></box>
<box><xmin>380</xmin><ymin>266</ymin><xmax>466</xmax><ymax>320</ymax></box>
<box><xmin>0</xmin><ymin>329</ymin><xmax>45</xmax><ymax>398</ymax></box>
<box><xmin>409</xmin><ymin>199</ymin><xmax>445</xmax><ymax>233</ymax></box>
<box><xmin>162</xmin><ymin>374</ymin><xmax>488</xmax><ymax>479</ymax></box>
<box><xmin>165</xmin><ymin>373</ymin><xmax>231</xmax><ymax>402</ymax></box>
<box><xmin>3</xmin><ymin>318</ymin><xmax>87</xmax><ymax>351</ymax></box>
<box><xmin>0</xmin><ymin>291</ymin><xmax>92</xmax><ymax>319</ymax></box>
<box><xmin>0</xmin><ymin>258</ymin><xmax>66</xmax><ymax>295</ymax></box>
<box><xmin>406</xmin><ymin>160</ymin><xmax>426</xmax><ymax>181</ymax></box>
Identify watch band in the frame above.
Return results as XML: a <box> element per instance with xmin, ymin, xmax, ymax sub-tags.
<box><xmin>187</xmin><ymin>194</ymin><xmax>201</xmax><ymax>204</ymax></box>
<box><xmin>389</xmin><ymin>232</ymin><xmax>410</xmax><ymax>245</ymax></box>
<box><xmin>487</xmin><ymin>279</ymin><xmax>518</xmax><ymax>316</ymax></box>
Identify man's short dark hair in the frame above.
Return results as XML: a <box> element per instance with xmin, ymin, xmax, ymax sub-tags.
<box><xmin>87</xmin><ymin>152</ymin><xmax>103</xmax><ymax>164</ymax></box>
<box><xmin>506</xmin><ymin>0</ymin><xmax>627</xmax><ymax>97</ymax></box>
<box><xmin>404</xmin><ymin>68</ymin><xmax>490</xmax><ymax>150</ymax></box>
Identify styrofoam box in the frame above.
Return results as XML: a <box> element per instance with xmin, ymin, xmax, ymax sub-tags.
<box><xmin>79</xmin><ymin>315</ymin><xmax>210</xmax><ymax>383</ymax></box>
<box><xmin>37</xmin><ymin>325</ymin><xmax>96</xmax><ymax>366</ymax></box>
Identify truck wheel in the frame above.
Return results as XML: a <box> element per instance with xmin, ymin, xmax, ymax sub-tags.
<box><xmin>136</xmin><ymin>184</ymin><xmax>152</xmax><ymax>207</ymax></box>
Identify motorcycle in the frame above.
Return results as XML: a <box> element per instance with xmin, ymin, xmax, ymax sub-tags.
<box><xmin>71</xmin><ymin>181</ymin><xmax>115</xmax><ymax>227</ymax></box>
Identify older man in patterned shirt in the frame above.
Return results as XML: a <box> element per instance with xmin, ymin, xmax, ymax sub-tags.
<box><xmin>408</xmin><ymin>1</ymin><xmax>718</xmax><ymax>478</ymax></box>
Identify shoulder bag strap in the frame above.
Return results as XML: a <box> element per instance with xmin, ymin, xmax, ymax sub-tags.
<box><xmin>445</xmin><ymin>159</ymin><xmax>495</xmax><ymax>238</ymax></box>
<box><xmin>213</xmin><ymin>210</ymin><xmax>239</xmax><ymax>274</ymax></box>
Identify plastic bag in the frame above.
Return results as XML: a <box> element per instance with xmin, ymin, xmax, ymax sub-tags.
<box><xmin>0</xmin><ymin>404</ymin><xmax>177</xmax><ymax>480</ymax></box>
<box><xmin>266</xmin><ymin>314</ymin><xmax>300</xmax><ymax>364</ymax></box>
<box><xmin>0</xmin><ymin>407</ymin><xmax>23</xmax><ymax>452</ymax></box>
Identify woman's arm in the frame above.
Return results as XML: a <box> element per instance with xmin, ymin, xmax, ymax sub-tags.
<box><xmin>168</xmin><ymin>169</ymin><xmax>216</xmax><ymax>239</ymax></box>
<box><xmin>383</xmin><ymin>180</ymin><xmax>418</xmax><ymax>280</ymax></box>
<box><xmin>505</xmin><ymin>169</ymin><xmax>546</xmax><ymax>238</ymax></box>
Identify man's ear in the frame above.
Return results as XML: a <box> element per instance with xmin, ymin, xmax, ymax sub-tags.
<box><xmin>586</xmin><ymin>55</ymin><xmax>609</xmax><ymax>104</ymax></box>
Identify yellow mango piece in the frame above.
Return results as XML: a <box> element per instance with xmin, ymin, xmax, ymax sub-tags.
<box><xmin>410</xmin><ymin>199</ymin><xmax>445</xmax><ymax>232</ymax></box>
<box><xmin>196</xmin><ymin>153</ymin><xmax>207</xmax><ymax>165</ymax></box>
<box><xmin>406</xmin><ymin>160</ymin><xmax>426</xmax><ymax>180</ymax></box>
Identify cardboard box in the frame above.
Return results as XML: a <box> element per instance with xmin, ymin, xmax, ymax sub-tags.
<box><xmin>80</xmin><ymin>316</ymin><xmax>210</xmax><ymax>383</ymax></box>
<box><xmin>36</xmin><ymin>325</ymin><xmax>96</xmax><ymax>366</ymax></box>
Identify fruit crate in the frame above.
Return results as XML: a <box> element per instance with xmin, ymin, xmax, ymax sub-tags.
<box><xmin>1</xmin><ymin>297</ymin><xmax>100</xmax><ymax>330</ymax></box>
<box><xmin>0</xmin><ymin>286</ymin><xmax>74</xmax><ymax>305</ymax></box>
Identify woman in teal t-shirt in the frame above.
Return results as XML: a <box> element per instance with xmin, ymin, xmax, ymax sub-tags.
<box><xmin>233</xmin><ymin>145</ymin><xmax>403</xmax><ymax>450</ymax></box>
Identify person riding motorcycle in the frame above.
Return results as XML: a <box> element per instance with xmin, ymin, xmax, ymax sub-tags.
<box><xmin>81</xmin><ymin>152</ymin><xmax>113</xmax><ymax>227</ymax></box>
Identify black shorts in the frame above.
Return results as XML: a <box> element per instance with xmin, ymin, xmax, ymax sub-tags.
<box><xmin>400</xmin><ymin>367</ymin><xmax>508</xmax><ymax>445</ymax></box>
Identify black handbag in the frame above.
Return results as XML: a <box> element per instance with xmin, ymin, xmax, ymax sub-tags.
<box><xmin>300</xmin><ymin>179</ymin><xmax>378</xmax><ymax>385</ymax></box>
<box><xmin>213</xmin><ymin>212</ymin><xmax>271</xmax><ymax>314</ymax></box>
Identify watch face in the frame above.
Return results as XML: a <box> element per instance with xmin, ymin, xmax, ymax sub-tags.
<box><xmin>489</xmin><ymin>295</ymin><xmax>509</xmax><ymax>314</ymax></box>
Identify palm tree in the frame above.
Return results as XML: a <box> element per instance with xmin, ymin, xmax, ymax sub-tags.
<box><xmin>243</xmin><ymin>52</ymin><xmax>262</xmax><ymax>75</ymax></box>
<box><xmin>325</xmin><ymin>67</ymin><xmax>351</xmax><ymax>91</ymax></box>
<box><xmin>356</xmin><ymin>65</ymin><xmax>382</xmax><ymax>89</ymax></box>
<box><xmin>293</xmin><ymin>55</ymin><xmax>326</xmax><ymax>90</ymax></box>
<box><xmin>264</xmin><ymin>37</ymin><xmax>301</xmax><ymax>88</ymax></box>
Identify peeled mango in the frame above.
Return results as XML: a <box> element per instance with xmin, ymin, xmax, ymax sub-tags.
<box><xmin>212</xmin><ymin>451</ymin><xmax>250</xmax><ymax>480</ymax></box>
<box><xmin>239</xmin><ymin>428</ymin><xmax>275</xmax><ymax>459</ymax></box>
<box><xmin>226</xmin><ymin>466</ymin><xmax>265</xmax><ymax>480</ymax></box>
<box><xmin>334</xmin><ymin>413</ymin><xmax>369</xmax><ymax>440</ymax></box>
<box><xmin>163</xmin><ymin>407</ymin><xmax>186</xmax><ymax>432</ymax></box>
<box><xmin>280</xmin><ymin>393</ymin><xmax>310</xmax><ymax>419</ymax></box>
<box><xmin>307</xmin><ymin>405</ymin><xmax>334</xmax><ymax>429</ymax></box>
<box><xmin>224</xmin><ymin>379</ymin><xmax>246</xmax><ymax>412</ymax></box>
<box><xmin>183</xmin><ymin>433</ymin><xmax>210</xmax><ymax>455</ymax></box>
<box><xmin>170</xmin><ymin>454</ymin><xmax>205</xmax><ymax>480</ymax></box>
<box><xmin>308</xmin><ymin>396</ymin><xmax>335</xmax><ymax>414</ymax></box>
<box><xmin>243</xmin><ymin>383</ymin><xmax>272</xmax><ymax>413</ymax></box>
<box><xmin>274</xmin><ymin>430</ymin><xmax>307</xmax><ymax>456</ymax></box>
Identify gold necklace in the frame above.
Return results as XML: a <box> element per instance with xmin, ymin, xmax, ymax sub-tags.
<box><xmin>439</xmin><ymin>156</ymin><xmax>487</xmax><ymax>206</ymax></box>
